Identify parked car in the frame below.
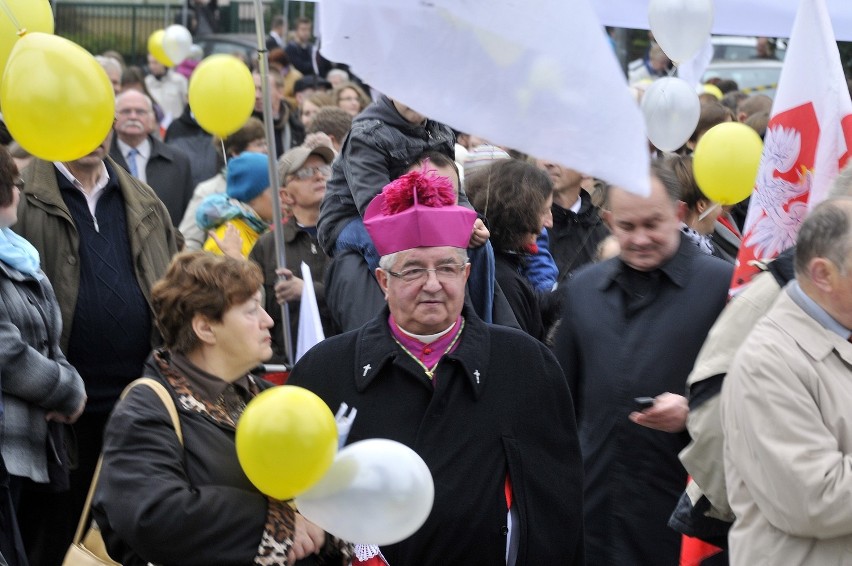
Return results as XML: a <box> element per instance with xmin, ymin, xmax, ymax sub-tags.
<box><xmin>702</xmin><ymin>59</ymin><xmax>783</xmax><ymax>98</ymax></box>
<box><xmin>711</xmin><ymin>36</ymin><xmax>786</xmax><ymax>61</ymax></box>
<box><xmin>195</xmin><ymin>34</ymin><xmax>258</xmax><ymax>64</ymax></box>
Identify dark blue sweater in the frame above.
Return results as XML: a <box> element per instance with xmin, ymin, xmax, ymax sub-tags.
<box><xmin>58</xmin><ymin>165</ymin><xmax>152</xmax><ymax>413</ymax></box>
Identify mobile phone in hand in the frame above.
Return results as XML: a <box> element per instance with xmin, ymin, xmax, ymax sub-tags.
<box><xmin>634</xmin><ymin>397</ymin><xmax>656</xmax><ymax>411</ymax></box>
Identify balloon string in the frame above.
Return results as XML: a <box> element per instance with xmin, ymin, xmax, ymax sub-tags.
<box><xmin>0</xmin><ymin>0</ymin><xmax>24</xmax><ymax>36</ymax></box>
<box><xmin>219</xmin><ymin>138</ymin><xmax>227</xmax><ymax>170</ymax></box>
<box><xmin>698</xmin><ymin>202</ymin><xmax>720</xmax><ymax>221</ymax></box>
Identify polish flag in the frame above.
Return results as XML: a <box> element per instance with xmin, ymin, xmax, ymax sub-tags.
<box><xmin>730</xmin><ymin>0</ymin><xmax>852</xmax><ymax>294</ymax></box>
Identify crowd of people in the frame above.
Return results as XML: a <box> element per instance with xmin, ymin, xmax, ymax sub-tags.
<box><xmin>1</xmin><ymin>14</ymin><xmax>852</xmax><ymax>566</ymax></box>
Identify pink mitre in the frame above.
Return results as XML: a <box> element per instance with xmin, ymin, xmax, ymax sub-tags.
<box><xmin>364</xmin><ymin>166</ymin><xmax>477</xmax><ymax>256</ymax></box>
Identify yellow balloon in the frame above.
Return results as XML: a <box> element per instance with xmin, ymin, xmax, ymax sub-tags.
<box><xmin>148</xmin><ymin>29</ymin><xmax>174</xmax><ymax>67</ymax></box>
<box><xmin>1</xmin><ymin>33</ymin><xmax>114</xmax><ymax>162</ymax></box>
<box><xmin>693</xmin><ymin>122</ymin><xmax>764</xmax><ymax>205</ymax></box>
<box><xmin>236</xmin><ymin>386</ymin><xmax>338</xmax><ymax>500</ymax></box>
<box><xmin>702</xmin><ymin>83</ymin><xmax>724</xmax><ymax>101</ymax></box>
<box><xmin>188</xmin><ymin>54</ymin><xmax>255</xmax><ymax>137</ymax></box>
<box><xmin>0</xmin><ymin>0</ymin><xmax>53</xmax><ymax>78</ymax></box>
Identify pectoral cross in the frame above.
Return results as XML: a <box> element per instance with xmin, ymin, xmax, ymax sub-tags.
<box><xmin>474</xmin><ymin>370</ymin><xmax>480</xmax><ymax>384</ymax></box>
<box><xmin>362</xmin><ymin>364</ymin><xmax>371</xmax><ymax>376</ymax></box>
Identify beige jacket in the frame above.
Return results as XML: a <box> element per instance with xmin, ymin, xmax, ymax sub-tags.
<box><xmin>680</xmin><ymin>270</ymin><xmax>782</xmax><ymax>520</ymax></box>
<box><xmin>721</xmin><ymin>287</ymin><xmax>852</xmax><ymax>565</ymax></box>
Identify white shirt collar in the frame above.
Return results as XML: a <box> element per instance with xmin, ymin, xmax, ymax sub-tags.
<box><xmin>116</xmin><ymin>137</ymin><xmax>151</xmax><ymax>160</ymax></box>
<box><xmin>53</xmin><ymin>161</ymin><xmax>109</xmax><ymax>194</ymax></box>
<box><xmin>569</xmin><ymin>194</ymin><xmax>582</xmax><ymax>213</ymax></box>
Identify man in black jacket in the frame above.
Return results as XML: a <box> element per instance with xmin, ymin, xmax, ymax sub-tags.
<box><xmin>109</xmin><ymin>90</ymin><xmax>194</xmax><ymax>227</ymax></box>
<box><xmin>537</xmin><ymin>160</ymin><xmax>609</xmax><ymax>283</ymax></box>
<box><xmin>554</xmin><ymin>161</ymin><xmax>732</xmax><ymax>565</ymax></box>
<box><xmin>317</xmin><ymin>95</ymin><xmax>463</xmax><ymax>258</ymax></box>
<box><xmin>290</xmin><ymin>170</ymin><xmax>584</xmax><ymax>565</ymax></box>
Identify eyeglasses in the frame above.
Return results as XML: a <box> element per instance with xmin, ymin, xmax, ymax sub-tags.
<box><xmin>386</xmin><ymin>263</ymin><xmax>468</xmax><ymax>283</ymax></box>
<box><xmin>12</xmin><ymin>178</ymin><xmax>24</xmax><ymax>190</ymax></box>
<box><xmin>293</xmin><ymin>164</ymin><xmax>332</xmax><ymax>180</ymax></box>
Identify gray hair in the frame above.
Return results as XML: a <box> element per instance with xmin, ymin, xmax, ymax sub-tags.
<box><xmin>326</xmin><ymin>68</ymin><xmax>350</xmax><ymax>83</ymax></box>
<box><xmin>795</xmin><ymin>197</ymin><xmax>852</xmax><ymax>276</ymax></box>
<box><xmin>95</xmin><ymin>55</ymin><xmax>122</xmax><ymax>78</ymax></box>
<box><xmin>827</xmin><ymin>160</ymin><xmax>852</xmax><ymax>199</ymax></box>
<box><xmin>378</xmin><ymin>248</ymin><xmax>469</xmax><ymax>272</ymax></box>
<box><xmin>115</xmin><ymin>89</ymin><xmax>154</xmax><ymax>113</ymax></box>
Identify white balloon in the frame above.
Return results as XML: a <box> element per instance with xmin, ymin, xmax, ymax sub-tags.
<box><xmin>296</xmin><ymin>439</ymin><xmax>434</xmax><ymax>546</ymax></box>
<box><xmin>641</xmin><ymin>77</ymin><xmax>700</xmax><ymax>152</ymax></box>
<box><xmin>648</xmin><ymin>0</ymin><xmax>714</xmax><ymax>64</ymax></box>
<box><xmin>162</xmin><ymin>25</ymin><xmax>193</xmax><ymax>66</ymax></box>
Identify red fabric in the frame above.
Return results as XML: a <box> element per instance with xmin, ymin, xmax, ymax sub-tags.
<box><xmin>679</xmin><ymin>476</ymin><xmax>722</xmax><ymax>565</ymax></box>
<box><xmin>262</xmin><ymin>371</ymin><xmax>289</xmax><ymax>385</ymax></box>
<box><xmin>505</xmin><ymin>475</ymin><xmax>513</xmax><ymax>510</ymax></box>
<box><xmin>353</xmin><ymin>558</ymin><xmax>388</xmax><ymax>566</ymax></box>
<box><xmin>680</xmin><ymin>535</ymin><xmax>722</xmax><ymax>566</ymax></box>
<box><xmin>716</xmin><ymin>214</ymin><xmax>742</xmax><ymax>239</ymax></box>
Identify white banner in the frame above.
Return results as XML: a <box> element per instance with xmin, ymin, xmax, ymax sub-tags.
<box><xmin>319</xmin><ymin>0</ymin><xmax>650</xmax><ymax>196</ymax></box>
<box><xmin>295</xmin><ymin>261</ymin><xmax>325</xmax><ymax>362</ymax></box>
<box><xmin>590</xmin><ymin>0</ymin><xmax>852</xmax><ymax>41</ymax></box>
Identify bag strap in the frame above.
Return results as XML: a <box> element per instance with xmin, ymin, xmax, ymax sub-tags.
<box><xmin>72</xmin><ymin>377</ymin><xmax>184</xmax><ymax>545</ymax></box>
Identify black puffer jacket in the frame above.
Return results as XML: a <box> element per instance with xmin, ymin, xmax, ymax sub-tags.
<box><xmin>317</xmin><ymin>96</ymin><xmax>461</xmax><ymax>255</ymax></box>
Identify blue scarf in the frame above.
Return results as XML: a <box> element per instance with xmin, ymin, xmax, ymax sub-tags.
<box><xmin>0</xmin><ymin>227</ymin><xmax>43</xmax><ymax>280</ymax></box>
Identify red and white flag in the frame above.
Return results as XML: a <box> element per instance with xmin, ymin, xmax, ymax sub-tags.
<box><xmin>730</xmin><ymin>0</ymin><xmax>852</xmax><ymax>294</ymax></box>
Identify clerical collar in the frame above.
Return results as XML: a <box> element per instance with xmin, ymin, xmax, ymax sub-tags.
<box><xmin>394</xmin><ymin>319</ymin><xmax>457</xmax><ymax>344</ymax></box>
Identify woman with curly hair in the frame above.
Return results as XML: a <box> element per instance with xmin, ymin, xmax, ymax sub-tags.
<box><xmin>91</xmin><ymin>251</ymin><xmax>352</xmax><ymax>565</ymax></box>
<box><xmin>467</xmin><ymin>159</ymin><xmax>556</xmax><ymax>341</ymax></box>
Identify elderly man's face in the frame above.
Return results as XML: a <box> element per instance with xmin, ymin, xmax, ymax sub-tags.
<box><xmin>377</xmin><ymin>246</ymin><xmax>470</xmax><ymax>335</ymax></box>
<box><xmin>281</xmin><ymin>154</ymin><xmax>329</xmax><ymax>211</ymax></box>
<box><xmin>605</xmin><ymin>176</ymin><xmax>683</xmax><ymax>272</ymax></box>
<box><xmin>115</xmin><ymin>91</ymin><xmax>154</xmax><ymax>141</ymax></box>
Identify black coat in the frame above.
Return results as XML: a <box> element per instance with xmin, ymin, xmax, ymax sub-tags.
<box><xmin>553</xmin><ymin>237</ymin><xmax>731</xmax><ymax>565</ymax></box>
<box><xmin>493</xmin><ymin>251</ymin><xmax>546</xmax><ymax>342</ymax></box>
<box><xmin>93</xmin><ymin>354</ymin><xmax>276</xmax><ymax>565</ymax></box>
<box><xmin>288</xmin><ymin>306</ymin><xmax>585</xmax><ymax>566</ymax></box>
<box><xmin>547</xmin><ymin>190</ymin><xmax>609</xmax><ymax>284</ymax></box>
<box><xmin>164</xmin><ymin>108</ymin><xmax>218</xmax><ymax>189</ymax></box>
<box><xmin>316</xmin><ymin>95</ymin><xmax>460</xmax><ymax>255</ymax></box>
<box><xmin>110</xmin><ymin>135</ymin><xmax>194</xmax><ymax>227</ymax></box>
<box><xmin>92</xmin><ymin>352</ymin><xmax>348</xmax><ymax>566</ymax></box>
<box><xmin>249</xmin><ymin>218</ymin><xmax>335</xmax><ymax>364</ymax></box>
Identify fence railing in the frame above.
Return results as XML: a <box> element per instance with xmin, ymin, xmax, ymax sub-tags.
<box><xmin>53</xmin><ymin>2</ymin><xmax>306</xmax><ymax>66</ymax></box>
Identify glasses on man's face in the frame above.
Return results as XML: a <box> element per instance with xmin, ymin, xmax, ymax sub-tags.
<box><xmin>12</xmin><ymin>178</ymin><xmax>24</xmax><ymax>190</ymax></box>
<box><xmin>293</xmin><ymin>164</ymin><xmax>332</xmax><ymax>180</ymax></box>
<box><xmin>386</xmin><ymin>263</ymin><xmax>468</xmax><ymax>284</ymax></box>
